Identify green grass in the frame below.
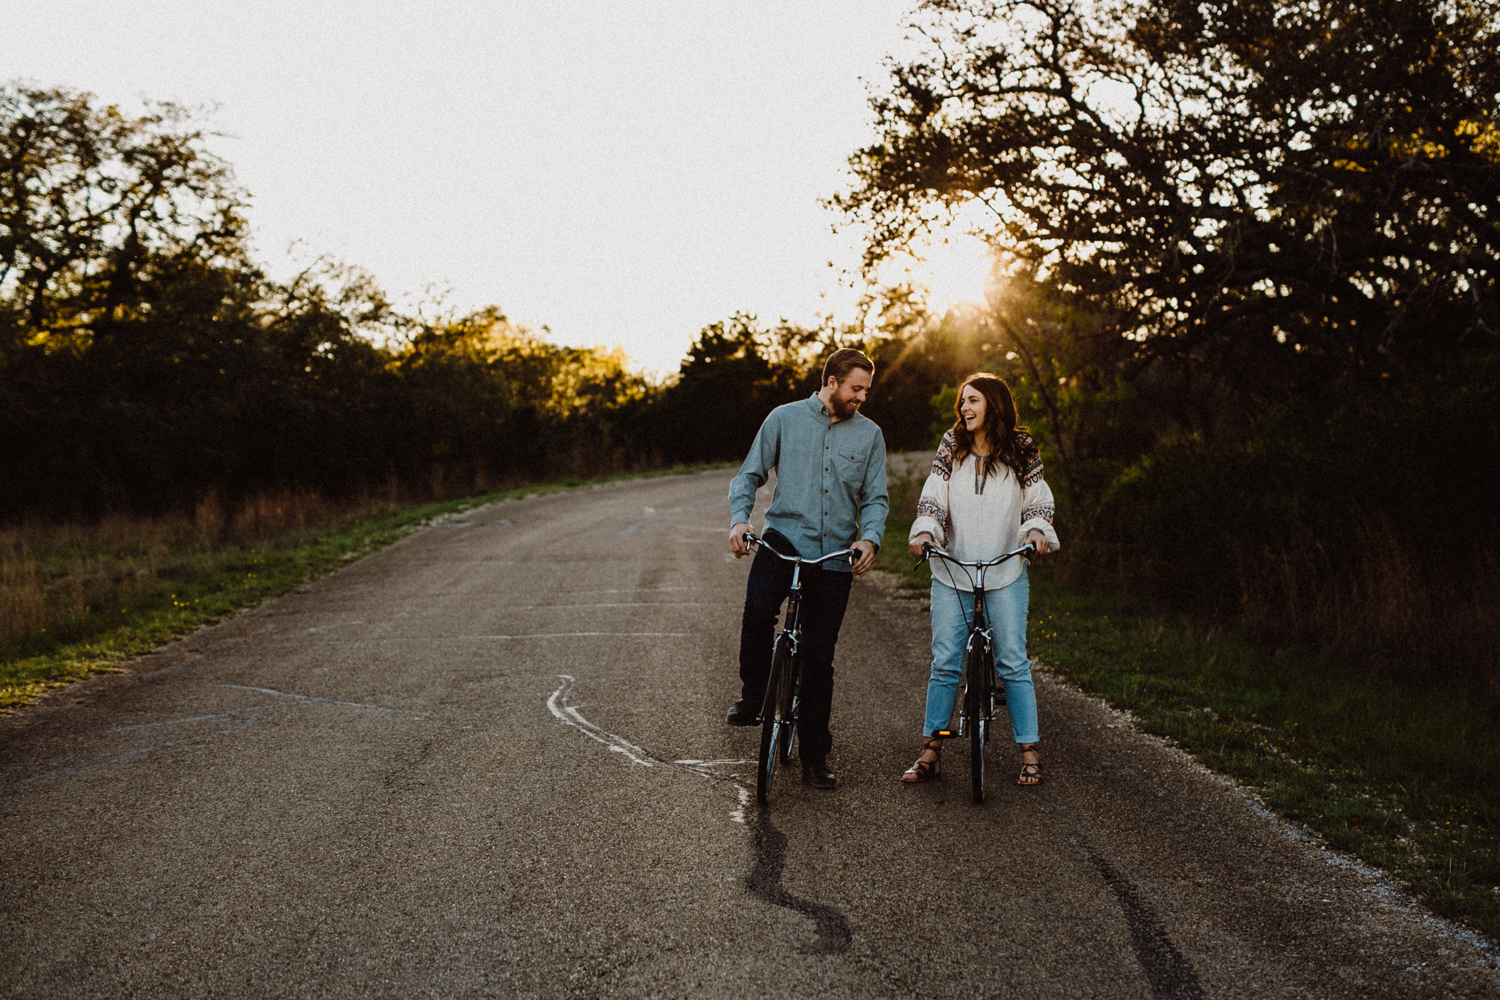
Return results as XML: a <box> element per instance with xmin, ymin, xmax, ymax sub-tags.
<box><xmin>2</xmin><ymin>466</ymin><xmax>724</xmax><ymax>710</ymax></box>
<box><xmin>877</xmin><ymin>462</ymin><xmax>1500</xmax><ymax>943</ymax></box>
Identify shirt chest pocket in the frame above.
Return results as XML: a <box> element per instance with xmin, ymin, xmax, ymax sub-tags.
<box><xmin>831</xmin><ymin>450</ymin><xmax>865</xmax><ymax>490</ymax></box>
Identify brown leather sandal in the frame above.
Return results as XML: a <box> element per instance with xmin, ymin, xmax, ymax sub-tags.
<box><xmin>901</xmin><ymin>738</ymin><xmax>943</xmax><ymax>783</ymax></box>
<box><xmin>1017</xmin><ymin>743</ymin><xmax>1042</xmax><ymax>786</ymax></box>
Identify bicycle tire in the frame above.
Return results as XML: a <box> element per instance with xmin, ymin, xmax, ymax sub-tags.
<box><xmin>965</xmin><ymin>641</ymin><xmax>989</xmax><ymax>803</ymax></box>
<box><xmin>756</xmin><ymin>637</ymin><xmax>793</xmax><ymax>804</ymax></box>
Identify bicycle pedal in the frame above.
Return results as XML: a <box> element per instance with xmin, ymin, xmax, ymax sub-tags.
<box><xmin>933</xmin><ymin>730</ymin><xmax>954</xmax><ymax>738</ymax></box>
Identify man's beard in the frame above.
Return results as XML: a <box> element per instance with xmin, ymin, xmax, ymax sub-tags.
<box><xmin>831</xmin><ymin>395</ymin><xmax>860</xmax><ymax>420</ymax></box>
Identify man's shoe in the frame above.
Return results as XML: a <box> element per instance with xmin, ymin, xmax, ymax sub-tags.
<box><xmin>725</xmin><ymin>700</ymin><xmax>759</xmax><ymax>726</ymax></box>
<box><xmin>802</xmin><ymin>762</ymin><xmax>837</xmax><ymax>790</ymax></box>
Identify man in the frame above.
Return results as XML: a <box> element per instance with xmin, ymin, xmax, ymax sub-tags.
<box><xmin>725</xmin><ymin>347</ymin><xmax>889</xmax><ymax>790</ymax></box>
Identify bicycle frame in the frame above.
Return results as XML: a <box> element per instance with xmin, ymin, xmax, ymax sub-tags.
<box><xmin>745</xmin><ymin>530</ymin><xmax>856</xmax><ymax>718</ymax></box>
<box><xmin>743</xmin><ymin>530</ymin><xmax>855</xmax><ymax>803</ymax></box>
<box><xmin>923</xmin><ymin>543</ymin><xmax>1032</xmax><ymax>733</ymax></box>
<box><xmin>919</xmin><ymin>540</ymin><xmax>1035</xmax><ymax>802</ymax></box>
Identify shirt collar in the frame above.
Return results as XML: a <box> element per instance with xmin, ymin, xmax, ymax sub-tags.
<box><xmin>806</xmin><ymin>392</ymin><xmax>831</xmax><ymax>418</ymax></box>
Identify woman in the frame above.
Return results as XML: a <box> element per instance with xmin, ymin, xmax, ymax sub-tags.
<box><xmin>903</xmin><ymin>373</ymin><xmax>1059</xmax><ymax>786</ymax></box>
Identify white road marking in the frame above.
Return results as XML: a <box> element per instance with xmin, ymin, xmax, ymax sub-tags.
<box><xmin>544</xmin><ymin>676</ymin><xmax>849</xmax><ymax>950</ymax></box>
<box><xmin>219</xmin><ymin>684</ymin><xmax>430</xmax><ymax>716</ymax></box>
<box><xmin>109</xmin><ymin>708</ymin><xmax>269</xmax><ymax>733</ymax></box>
<box><xmin>308</xmin><ymin>621</ymin><xmax>363</xmax><ymax>634</ymax></box>
<box><xmin>546</xmin><ymin>676</ymin><xmax>751</xmax><ymax>786</ymax></box>
<box><xmin>728</xmin><ymin>786</ymin><xmax>752</xmax><ymax>826</ymax></box>
<box><xmin>546</xmin><ymin>675</ymin><xmax>656</xmax><ymax>767</ymax></box>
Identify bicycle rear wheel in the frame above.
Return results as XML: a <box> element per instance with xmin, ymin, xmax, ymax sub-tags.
<box><xmin>756</xmin><ymin>635</ymin><xmax>793</xmax><ymax>804</ymax></box>
<box><xmin>965</xmin><ymin>641</ymin><xmax>990</xmax><ymax>803</ymax></box>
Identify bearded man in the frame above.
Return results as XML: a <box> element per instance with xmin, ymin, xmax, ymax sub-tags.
<box><xmin>725</xmin><ymin>347</ymin><xmax>889</xmax><ymax>790</ymax></box>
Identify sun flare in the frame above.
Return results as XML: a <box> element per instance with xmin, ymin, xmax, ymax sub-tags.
<box><xmin>879</xmin><ymin>227</ymin><xmax>997</xmax><ymax>313</ymax></box>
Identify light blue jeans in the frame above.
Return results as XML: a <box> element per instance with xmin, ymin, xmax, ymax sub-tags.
<box><xmin>923</xmin><ymin>572</ymin><xmax>1039</xmax><ymax>745</ymax></box>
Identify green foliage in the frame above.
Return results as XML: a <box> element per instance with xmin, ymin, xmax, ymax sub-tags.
<box><xmin>0</xmin><ymin>84</ymin><xmax>672</xmax><ymax>518</ymax></box>
<box><xmin>839</xmin><ymin>3</ymin><xmax>1500</xmax><ymax>693</ymax></box>
<box><xmin>837</xmin><ymin>0</ymin><xmax>1500</xmax><ymax>386</ymax></box>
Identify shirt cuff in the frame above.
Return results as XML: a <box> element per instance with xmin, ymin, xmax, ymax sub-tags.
<box><xmin>909</xmin><ymin>516</ymin><xmax>943</xmax><ymax>545</ymax></box>
<box><xmin>1018</xmin><ymin>518</ymin><xmax>1059</xmax><ymax>550</ymax></box>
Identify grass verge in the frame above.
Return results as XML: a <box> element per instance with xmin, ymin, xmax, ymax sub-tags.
<box><xmin>877</xmin><ymin>460</ymin><xmax>1500</xmax><ymax>944</ymax></box>
<box><xmin>1</xmin><ymin>467</ymin><xmax>722</xmax><ymax>711</ymax></box>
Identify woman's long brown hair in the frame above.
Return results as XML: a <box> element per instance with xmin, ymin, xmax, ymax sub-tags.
<box><xmin>949</xmin><ymin>373</ymin><xmax>1039</xmax><ymax>481</ymax></box>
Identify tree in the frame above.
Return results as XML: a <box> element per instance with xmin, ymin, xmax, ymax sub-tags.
<box><xmin>0</xmin><ymin>84</ymin><xmax>668</xmax><ymax>516</ymax></box>
<box><xmin>657</xmin><ymin>314</ymin><xmax>837</xmax><ymax>463</ymax></box>
<box><xmin>834</xmin><ymin>0</ymin><xmax>1500</xmax><ymax>394</ymax></box>
<box><xmin>0</xmin><ymin>84</ymin><xmax>246</xmax><ymax>343</ymax></box>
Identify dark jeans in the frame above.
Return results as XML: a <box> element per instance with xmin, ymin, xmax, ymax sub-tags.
<box><xmin>738</xmin><ymin>530</ymin><xmax>854</xmax><ymax>765</ymax></box>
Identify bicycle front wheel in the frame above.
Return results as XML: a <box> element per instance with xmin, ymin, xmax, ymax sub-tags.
<box><xmin>778</xmin><ymin>654</ymin><xmax>800</xmax><ymax>764</ymax></box>
<box><xmin>756</xmin><ymin>636</ymin><xmax>793</xmax><ymax>804</ymax></box>
<box><xmin>965</xmin><ymin>641</ymin><xmax>991</xmax><ymax>803</ymax></box>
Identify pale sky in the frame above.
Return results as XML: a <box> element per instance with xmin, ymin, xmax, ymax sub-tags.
<box><xmin>2</xmin><ymin>1</ymin><xmax>993</xmax><ymax>374</ymax></box>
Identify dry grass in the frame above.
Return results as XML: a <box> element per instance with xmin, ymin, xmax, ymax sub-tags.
<box><xmin>0</xmin><ymin>488</ymin><xmax>401</xmax><ymax>662</ymax></box>
<box><xmin>1235</xmin><ymin>515</ymin><xmax>1500</xmax><ymax>695</ymax></box>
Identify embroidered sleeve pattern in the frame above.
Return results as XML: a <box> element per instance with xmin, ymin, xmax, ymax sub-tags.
<box><xmin>1019</xmin><ymin>455</ymin><xmax>1044</xmax><ymax>488</ymax></box>
<box><xmin>931</xmin><ymin>430</ymin><xmax>956</xmax><ymax>481</ymax></box>
<box><xmin>915</xmin><ymin>496</ymin><xmax>950</xmax><ymax>536</ymax></box>
<box><xmin>1021</xmin><ymin>503</ymin><xmax>1055</xmax><ymax>524</ymax></box>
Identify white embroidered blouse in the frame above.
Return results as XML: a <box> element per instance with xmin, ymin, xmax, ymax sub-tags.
<box><xmin>907</xmin><ymin>429</ymin><xmax>1060</xmax><ymax>592</ymax></box>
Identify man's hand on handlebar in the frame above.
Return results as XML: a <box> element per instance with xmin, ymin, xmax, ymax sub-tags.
<box><xmin>730</xmin><ymin>522</ymin><xmax>752</xmax><ymax>558</ymax></box>
<box><xmin>908</xmin><ymin>532</ymin><xmax>935</xmax><ymax>560</ymax></box>
<box><xmin>850</xmin><ymin>540</ymin><xmax>876</xmax><ymax>577</ymax></box>
<box><xmin>1026</xmin><ymin>529</ymin><xmax>1050</xmax><ymax>556</ymax></box>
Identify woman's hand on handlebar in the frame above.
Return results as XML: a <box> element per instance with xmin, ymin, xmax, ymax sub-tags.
<box><xmin>1026</xmin><ymin>529</ymin><xmax>1050</xmax><ymax>556</ymax></box>
<box><xmin>730</xmin><ymin>522</ymin><xmax>753</xmax><ymax>558</ymax></box>
<box><xmin>909</xmin><ymin>532</ymin><xmax>935</xmax><ymax>560</ymax></box>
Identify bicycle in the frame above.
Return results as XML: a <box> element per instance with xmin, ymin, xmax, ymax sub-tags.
<box><xmin>917</xmin><ymin>540</ymin><xmax>1036</xmax><ymax>803</ymax></box>
<box><xmin>742</xmin><ymin>530</ymin><xmax>856</xmax><ymax>805</ymax></box>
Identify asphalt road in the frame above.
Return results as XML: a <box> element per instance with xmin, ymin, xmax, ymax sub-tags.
<box><xmin>3</xmin><ymin>470</ymin><xmax>1497</xmax><ymax>999</ymax></box>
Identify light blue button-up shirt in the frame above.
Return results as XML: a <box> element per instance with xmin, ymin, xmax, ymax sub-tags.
<box><xmin>728</xmin><ymin>393</ymin><xmax>889</xmax><ymax>572</ymax></box>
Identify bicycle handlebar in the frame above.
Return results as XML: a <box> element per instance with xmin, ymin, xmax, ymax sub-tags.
<box><xmin>914</xmin><ymin>541</ymin><xmax>1036</xmax><ymax>571</ymax></box>
<box><xmin>744</xmin><ymin>530</ymin><xmax>856</xmax><ymax>567</ymax></box>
